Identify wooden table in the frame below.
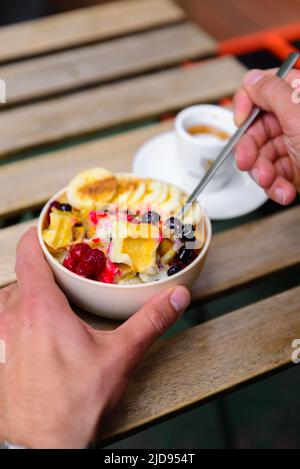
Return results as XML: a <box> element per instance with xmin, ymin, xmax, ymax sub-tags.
<box><xmin>1</xmin><ymin>0</ymin><xmax>300</xmax><ymax>446</ymax></box>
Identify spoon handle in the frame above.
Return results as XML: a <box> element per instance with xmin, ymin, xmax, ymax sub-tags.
<box><xmin>180</xmin><ymin>51</ymin><xmax>300</xmax><ymax>217</ymax></box>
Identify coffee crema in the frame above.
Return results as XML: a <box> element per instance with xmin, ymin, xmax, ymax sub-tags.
<box><xmin>186</xmin><ymin>124</ymin><xmax>230</xmax><ymax>141</ymax></box>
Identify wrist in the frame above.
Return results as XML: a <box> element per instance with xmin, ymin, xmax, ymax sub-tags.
<box><xmin>3</xmin><ymin>429</ymin><xmax>90</xmax><ymax>450</ymax></box>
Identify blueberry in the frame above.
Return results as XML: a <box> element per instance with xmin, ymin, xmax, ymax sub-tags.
<box><xmin>165</xmin><ymin>217</ymin><xmax>182</xmax><ymax>237</ymax></box>
<box><xmin>167</xmin><ymin>264</ymin><xmax>182</xmax><ymax>277</ymax></box>
<box><xmin>181</xmin><ymin>224</ymin><xmax>196</xmax><ymax>242</ymax></box>
<box><xmin>176</xmin><ymin>246</ymin><xmax>194</xmax><ymax>264</ymax></box>
<box><xmin>59</xmin><ymin>203</ymin><xmax>72</xmax><ymax>212</ymax></box>
<box><xmin>141</xmin><ymin>211</ymin><xmax>161</xmax><ymax>224</ymax></box>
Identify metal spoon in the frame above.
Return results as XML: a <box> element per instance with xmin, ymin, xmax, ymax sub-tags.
<box><xmin>179</xmin><ymin>51</ymin><xmax>300</xmax><ymax>218</ymax></box>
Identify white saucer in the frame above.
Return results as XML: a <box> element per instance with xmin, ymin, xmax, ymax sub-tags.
<box><xmin>132</xmin><ymin>131</ymin><xmax>268</xmax><ymax>221</ymax></box>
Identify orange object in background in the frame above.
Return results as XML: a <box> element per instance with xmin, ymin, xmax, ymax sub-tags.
<box><xmin>219</xmin><ymin>21</ymin><xmax>300</xmax><ymax>67</ymax></box>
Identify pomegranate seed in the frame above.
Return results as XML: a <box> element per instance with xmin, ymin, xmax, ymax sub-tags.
<box><xmin>98</xmin><ymin>211</ymin><xmax>108</xmax><ymax>219</ymax></box>
<box><xmin>89</xmin><ymin>211</ymin><xmax>98</xmax><ymax>226</ymax></box>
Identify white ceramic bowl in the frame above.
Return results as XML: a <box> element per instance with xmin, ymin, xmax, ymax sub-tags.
<box><xmin>38</xmin><ymin>184</ymin><xmax>212</xmax><ymax>320</ymax></box>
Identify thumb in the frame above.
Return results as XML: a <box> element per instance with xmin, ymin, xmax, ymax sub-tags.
<box><xmin>16</xmin><ymin>227</ymin><xmax>56</xmax><ymax>299</ymax></box>
<box><xmin>243</xmin><ymin>69</ymin><xmax>299</xmax><ymax>133</ymax></box>
<box><xmin>115</xmin><ymin>286</ymin><xmax>190</xmax><ymax>365</ymax></box>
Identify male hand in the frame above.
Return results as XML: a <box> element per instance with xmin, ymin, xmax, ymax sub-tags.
<box><xmin>234</xmin><ymin>67</ymin><xmax>300</xmax><ymax>205</ymax></box>
<box><xmin>0</xmin><ymin>228</ymin><xmax>190</xmax><ymax>449</ymax></box>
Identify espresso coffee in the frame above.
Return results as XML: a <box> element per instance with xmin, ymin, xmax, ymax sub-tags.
<box><xmin>187</xmin><ymin>124</ymin><xmax>230</xmax><ymax>141</ymax></box>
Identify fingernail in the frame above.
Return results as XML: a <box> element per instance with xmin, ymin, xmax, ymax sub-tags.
<box><xmin>170</xmin><ymin>287</ymin><xmax>190</xmax><ymax>314</ymax></box>
<box><xmin>275</xmin><ymin>188</ymin><xmax>287</xmax><ymax>205</ymax></box>
<box><xmin>251</xmin><ymin>169</ymin><xmax>260</xmax><ymax>185</ymax></box>
<box><xmin>245</xmin><ymin>70</ymin><xmax>264</xmax><ymax>87</ymax></box>
<box><xmin>235</xmin><ymin>112</ymin><xmax>247</xmax><ymax>127</ymax></box>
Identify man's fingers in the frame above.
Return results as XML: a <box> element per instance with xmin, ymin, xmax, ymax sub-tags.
<box><xmin>115</xmin><ymin>286</ymin><xmax>190</xmax><ymax>366</ymax></box>
<box><xmin>261</xmin><ymin>68</ymin><xmax>300</xmax><ymax>87</ymax></box>
<box><xmin>242</xmin><ymin>69</ymin><xmax>299</xmax><ymax>132</ymax></box>
<box><xmin>234</xmin><ymin>87</ymin><xmax>253</xmax><ymax>127</ymax></box>
<box><xmin>266</xmin><ymin>176</ymin><xmax>297</xmax><ymax>205</ymax></box>
<box><xmin>235</xmin><ymin>113</ymin><xmax>282</xmax><ymax>172</ymax></box>
<box><xmin>249</xmin><ymin>135</ymin><xmax>288</xmax><ymax>188</ymax></box>
<box><xmin>234</xmin><ymin>68</ymin><xmax>300</xmax><ymax>128</ymax></box>
<box><xmin>235</xmin><ymin>134</ymin><xmax>259</xmax><ymax>171</ymax></box>
<box><xmin>250</xmin><ymin>156</ymin><xmax>276</xmax><ymax>189</ymax></box>
<box><xmin>247</xmin><ymin>113</ymin><xmax>282</xmax><ymax>149</ymax></box>
<box><xmin>16</xmin><ymin>228</ymin><xmax>56</xmax><ymax>298</ymax></box>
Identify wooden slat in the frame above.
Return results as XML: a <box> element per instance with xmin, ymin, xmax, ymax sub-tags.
<box><xmin>0</xmin><ymin>56</ymin><xmax>245</xmax><ymax>157</ymax></box>
<box><xmin>0</xmin><ymin>0</ymin><xmax>185</xmax><ymax>63</ymax></box>
<box><xmin>0</xmin><ymin>121</ymin><xmax>173</xmax><ymax>218</ymax></box>
<box><xmin>2</xmin><ymin>23</ymin><xmax>216</xmax><ymax>105</ymax></box>
<box><xmin>100</xmin><ymin>286</ymin><xmax>300</xmax><ymax>442</ymax></box>
<box><xmin>1</xmin><ymin>205</ymin><xmax>300</xmax><ymax>302</ymax></box>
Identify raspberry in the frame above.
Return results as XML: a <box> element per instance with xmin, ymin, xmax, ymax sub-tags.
<box><xmin>85</xmin><ymin>249</ymin><xmax>106</xmax><ymax>273</ymax></box>
<box><xmin>63</xmin><ymin>255</ymin><xmax>76</xmax><ymax>272</ymax></box>
<box><xmin>70</xmin><ymin>248</ymin><xmax>106</xmax><ymax>279</ymax></box>
<box><xmin>75</xmin><ymin>258</ymin><xmax>96</xmax><ymax>277</ymax></box>
<box><xmin>69</xmin><ymin>243</ymin><xmax>91</xmax><ymax>265</ymax></box>
<box><xmin>74</xmin><ymin>264</ymin><xmax>89</xmax><ymax>278</ymax></box>
<box><xmin>97</xmin><ymin>259</ymin><xmax>119</xmax><ymax>284</ymax></box>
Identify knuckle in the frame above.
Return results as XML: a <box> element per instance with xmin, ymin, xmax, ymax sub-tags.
<box><xmin>22</xmin><ymin>293</ymin><xmax>45</xmax><ymax>318</ymax></box>
<box><xmin>255</xmin><ymin>75</ymin><xmax>279</xmax><ymax>98</ymax></box>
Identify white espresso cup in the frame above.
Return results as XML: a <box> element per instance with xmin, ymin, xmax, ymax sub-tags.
<box><xmin>175</xmin><ymin>105</ymin><xmax>237</xmax><ymax>193</ymax></box>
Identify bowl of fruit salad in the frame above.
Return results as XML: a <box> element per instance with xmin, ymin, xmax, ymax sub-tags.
<box><xmin>38</xmin><ymin>168</ymin><xmax>212</xmax><ymax>319</ymax></box>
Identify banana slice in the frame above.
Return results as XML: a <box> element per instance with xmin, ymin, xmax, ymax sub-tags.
<box><xmin>119</xmin><ymin>275</ymin><xmax>143</xmax><ymax>285</ymax></box>
<box><xmin>129</xmin><ymin>179</ymin><xmax>146</xmax><ymax>205</ymax></box>
<box><xmin>143</xmin><ymin>180</ymin><xmax>169</xmax><ymax>205</ymax></box>
<box><xmin>113</xmin><ymin>176</ymin><xmax>146</xmax><ymax>210</ymax></box>
<box><xmin>139</xmin><ymin>270</ymin><xmax>168</xmax><ymax>283</ymax></box>
<box><xmin>67</xmin><ymin>168</ymin><xmax>117</xmax><ymax>211</ymax></box>
<box><xmin>182</xmin><ymin>201</ymin><xmax>204</xmax><ymax>226</ymax></box>
<box><xmin>159</xmin><ymin>184</ymin><xmax>182</xmax><ymax>217</ymax></box>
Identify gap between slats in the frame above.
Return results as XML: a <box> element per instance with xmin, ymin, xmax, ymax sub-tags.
<box><xmin>99</xmin><ymin>285</ymin><xmax>300</xmax><ymax>443</ymax></box>
<box><xmin>0</xmin><ymin>56</ymin><xmax>245</xmax><ymax>158</ymax></box>
<box><xmin>1</xmin><ymin>23</ymin><xmax>216</xmax><ymax>106</ymax></box>
<box><xmin>0</xmin><ymin>0</ymin><xmax>185</xmax><ymax>64</ymax></box>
